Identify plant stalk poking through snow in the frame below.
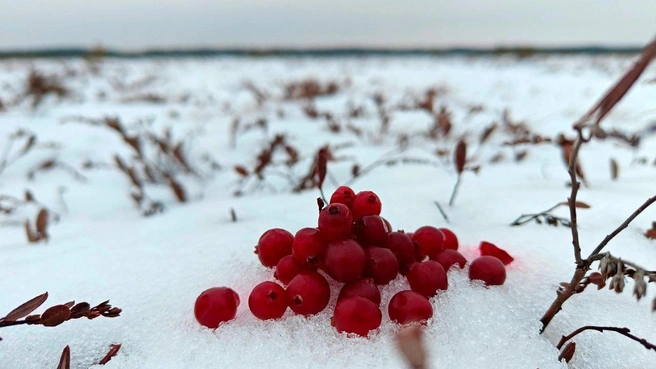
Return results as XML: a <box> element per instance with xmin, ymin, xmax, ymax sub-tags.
<box><xmin>449</xmin><ymin>139</ymin><xmax>467</xmax><ymax>206</ymax></box>
<box><xmin>539</xmin><ymin>35</ymin><xmax>656</xmax><ymax>334</ymax></box>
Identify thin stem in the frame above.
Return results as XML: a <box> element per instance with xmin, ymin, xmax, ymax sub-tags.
<box><xmin>567</xmin><ymin>130</ymin><xmax>585</xmax><ymax>266</ymax></box>
<box><xmin>509</xmin><ymin>202</ymin><xmax>568</xmax><ymax>226</ymax></box>
<box><xmin>448</xmin><ymin>174</ymin><xmax>461</xmax><ymax>207</ymax></box>
<box><xmin>540</xmin><ymin>268</ymin><xmax>587</xmax><ymax>332</ymax></box>
<box><xmin>0</xmin><ymin>320</ymin><xmax>29</xmax><ymax>328</ymax></box>
<box><xmin>319</xmin><ymin>187</ymin><xmax>328</xmax><ymax>205</ymax></box>
<box><xmin>586</xmin><ymin>194</ymin><xmax>656</xmax><ymax>260</ymax></box>
<box><xmin>433</xmin><ymin>201</ymin><xmax>450</xmax><ymax>224</ymax></box>
<box><xmin>556</xmin><ymin>325</ymin><xmax>656</xmax><ymax>351</ymax></box>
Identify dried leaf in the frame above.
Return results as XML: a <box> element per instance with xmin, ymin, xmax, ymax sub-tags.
<box><xmin>645</xmin><ymin>225</ymin><xmax>656</xmax><ymax>240</ymax></box>
<box><xmin>2</xmin><ymin>292</ymin><xmax>48</xmax><ymax>322</ymax></box>
<box><xmin>24</xmin><ymin>190</ymin><xmax>34</xmax><ymax>202</ymax></box>
<box><xmin>20</xmin><ymin>135</ymin><xmax>36</xmax><ymax>155</ymax></box>
<box><xmin>479</xmin><ymin>123</ymin><xmax>498</xmax><ymax>144</ymax></box>
<box><xmin>351</xmin><ymin>164</ymin><xmax>360</xmax><ymax>177</ymax></box>
<box><xmin>579</xmin><ymin>37</ymin><xmax>656</xmax><ymax>126</ymax></box>
<box><xmin>63</xmin><ymin>301</ymin><xmax>75</xmax><ymax>309</ymax></box>
<box><xmin>454</xmin><ymin>139</ymin><xmax>467</xmax><ymax>174</ymax></box>
<box><xmin>40</xmin><ymin>305</ymin><xmax>71</xmax><ymax>327</ymax></box>
<box><xmin>70</xmin><ymin>302</ymin><xmax>91</xmax><ymax>317</ymax></box>
<box><xmin>559</xmin><ymin>201</ymin><xmax>591</xmax><ymax>209</ymax></box>
<box><xmin>587</xmin><ymin>272</ymin><xmax>604</xmax><ymax>286</ymax></box>
<box><xmin>39</xmin><ymin>159</ymin><xmax>56</xmax><ymax>170</ymax></box>
<box><xmin>316</xmin><ymin>147</ymin><xmax>328</xmax><ymax>190</ymax></box>
<box><xmin>168</xmin><ymin>177</ymin><xmax>186</xmax><ymax>203</ymax></box>
<box><xmin>57</xmin><ymin>346</ymin><xmax>71</xmax><ymax>369</ymax></box>
<box><xmin>98</xmin><ymin>344</ymin><xmax>122</xmax><ymax>365</ymax></box>
<box><xmin>234</xmin><ymin>166</ymin><xmax>249</xmax><ymax>177</ymax></box>
<box><xmin>610</xmin><ymin>158</ymin><xmax>619</xmax><ymax>180</ymax></box>
<box><xmin>558</xmin><ymin>342</ymin><xmax>576</xmax><ymax>363</ymax></box>
<box><xmin>36</xmin><ymin>208</ymin><xmax>48</xmax><ymax>239</ymax></box>
<box><xmin>515</xmin><ymin>150</ymin><xmax>528</xmax><ymax>162</ymax></box>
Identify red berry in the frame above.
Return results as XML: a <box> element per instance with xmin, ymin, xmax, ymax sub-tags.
<box><xmin>432</xmin><ymin>249</ymin><xmax>467</xmax><ymax>270</ymax></box>
<box><xmin>274</xmin><ymin>255</ymin><xmax>315</xmax><ymax>285</ymax></box>
<box><xmin>407</xmin><ymin>261</ymin><xmax>448</xmax><ymax>297</ymax></box>
<box><xmin>323</xmin><ymin>239</ymin><xmax>366</xmax><ymax>283</ymax></box>
<box><xmin>337</xmin><ymin>278</ymin><xmax>381</xmax><ymax>305</ymax></box>
<box><xmin>333</xmin><ymin>296</ymin><xmax>382</xmax><ymax>337</ymax></box>
<box><xmin>194</xmin><ymin>287</ymin><xmax>240</xmax><ymax>328</ymax></box>
<box><xmin>286</xmin><ymin>272</ymin><xmax>331</xmax><ymax>316</ymax></box>
<box><xmin>292</xmin><ymin>228</ymin><xmax>326</xmax><ymax>266</ymax></box>
<box><xmin>364</xmin><ymin>247</ymin><xmax>399</xmax><ymax>285</ymax></box>
<box><xmin>479</xmin><ymin>241</ymin><xmax>514</xmax><ymax>265</ymax></box>
<box><xmin>438</xmin><ymin>228</ymin><xmax>459</xmax><ymax>250</ymax></box>
<box><xmin>352</xmin><ymin>191</ymin><xmax>382</xmax><ymax>219</ymax></box>
<box><xmin>355</xmin><ymin>215</ymin><xmax>391</xmax><ymax>246</ymax></box>
<box><xmin>388</xmin><ymin>290</ymin><xmax>433</xmax><ymax>325</ymax></box>
<box><xmin>387</xmin><ymin>232</ymin><xmax>418</xmax><ymax>274</ymax></box>
<box><xmin>412</xmin><ymin>226</ymin><xmax>445</xmax><ymax>260</ymax></box>
<box><xmin>330</xmin><ymin>185</ymin><xmax>356</xmax><ymax>209</ymax></box>
<box><xmin>255</xmin><ymin>228</ymin><xmax>294</xmax><ymax>268</ymax></box>
<box><xmin>318</xmin><ymin>203</ymin><xmax>353</xmax><ymax>242</ymax></box>
<box><xmin>248</xmin><ymin>282</ymin><xmax>288</xmax><ymax>320</ymax></box>
<box><xmin>469</xmin><ymin>256</ymin><xmax>506</xmax><ymax>286</ymax></box>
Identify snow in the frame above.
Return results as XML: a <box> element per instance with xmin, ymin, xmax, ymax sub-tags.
<box><xmin>1</xmin><ymin>55</ymin><xmax>656</xmax><ymax>368</ymax></box>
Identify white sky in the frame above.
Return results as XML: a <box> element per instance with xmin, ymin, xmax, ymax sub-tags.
<box><xmin>1</xmin><ymin>0</ymin><xmax>654</xmax><ymax>49</ymax></box>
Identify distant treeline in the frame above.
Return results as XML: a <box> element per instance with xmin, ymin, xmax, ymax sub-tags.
<box><xmin>0</xmin><ymin>46</ymin><xmax>645</xmax><ymax>59</ymax></box>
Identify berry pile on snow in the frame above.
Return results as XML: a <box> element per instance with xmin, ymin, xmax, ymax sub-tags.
<box><xmin>194</xmin><ymin>187</ymin><xmax>514</xmax><ymax>336</ymax></box>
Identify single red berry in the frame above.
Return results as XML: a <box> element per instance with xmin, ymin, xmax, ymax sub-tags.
<box><xmin>479</xmin><ymin>241</ymin><xmax>514</xmax><ymax>265</ymax></box>
<box><xmin>355</xmin><ymin>215</ymin><xmax>391</xmax><ymax>246</ymax></box>
<box><xmin>318</xmin><ymin>203</ymin><xmax>353</xmax><ymax>242</ymax></box>
<box><xmin>194</xmin><ymin>287</ymin><xmax>240</xmax><ymax>328</ymax></box>
<box><xmin>388</xmin><ymin>290</ymin><xmax>433</xmax><ymax>325</ymax></box>
<box><xmin>469</xmin><ymin>256</ymin><xmax>506</xmax><ymax>286</ymax></box>
<box><xmin>438</xmin><ymin>228</ymin><xmax>459</xmax><ymax>250</ymax></box>
<box><xmin>432</xmin><ymin>249</ymin><xmax>467</xmax><ymax>271</ymax></box>
<box><xmin>412</xmin><ymin>226</ymin><xmax>445</xmax><ymax>260</ymax></box>
<box><xmin>387</xmin><ymin>232</ymin><xmax>418</xmax><ymax>275</ymax></box>
<box><xmin>248</xmin><ymin>282</ymin><xmax>288</xmax><ymax>320</ymax></box>
<box><xmin>407</xmin><ymin>261</ymin><xmax>448</xmax><ymax>297</ymax></box>
<box><xmin>286</xmin><ymin>272</ymin><xmax>331</xmax><ymax>316</ymax></box>
<box><xmin>292</xmin><ymin>228</ymin><xmax>326</xmax><ymax>266</ymax></box>
<box><xmin>274</xmin><ymin>255</ymin><xmax>315</xmax><ymax>285</ymax></box>
<box><xmin>330</xmin><ymin>185</ymin><xmax>356</xmax><ymax>209</ymax></box>
<box><xmin>337</xmin><ymin>278</ymin><xmax>381</xmax><ymax>305</ymax></box>
<box><xmin>323</xmin><ymin>239</ymin><xmax>366</xmax><ymax>283</ymax></box>
<box><xmin>364</xmin><ymin>247</ymin><xmax>399</xmax><ymax>285</ymax></box>
<box><xmin>255</xmin><ymin>228</ymin><xmax>294</xmax><ymax>268</ymax></box>
<box><xmin>351</xmin><ymin>191</ymin><xmax>382</xmax><ymax>219</ymax></box>
<box><xmin>333</xmin><ymin>296</ymin><xmax>382</xmax><ymax>337</ymax></box>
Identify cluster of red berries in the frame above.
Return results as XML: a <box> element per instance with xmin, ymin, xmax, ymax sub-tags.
<box><xmin>194</xmin><ymin>186</ymin><xmax>514</xmax><ymax>337</ymax></box>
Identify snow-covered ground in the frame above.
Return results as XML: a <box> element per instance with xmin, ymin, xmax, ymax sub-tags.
<box><xmin>1</xmin><ymin>55</ymin><xmax>656</xmax><ymax>368</ymax></box>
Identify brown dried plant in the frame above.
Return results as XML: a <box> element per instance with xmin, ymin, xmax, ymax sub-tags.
<box><xmin>0</xmin><ymin>292</ymin><xmax>121</xmax><ymax>341</ymax></box>
<box><xmin>538</xmin><ymin>35</ymin><xmax>656</xmax><ymax>362</ymax></box>
<box><xmin>23</xmin><ymin>70</ymin><xmax>69</xmax><ymax>108</ymax></box>
<box><xmin>63</xmin><ymin>115</ymin><xmax>218</xmax><ymax>216</ymax></box>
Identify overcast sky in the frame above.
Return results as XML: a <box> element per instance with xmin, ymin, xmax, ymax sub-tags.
<box><xmin>1</xmin><ymin>0</ymin><xmax>654</xmax><ymax>50</ymax></box>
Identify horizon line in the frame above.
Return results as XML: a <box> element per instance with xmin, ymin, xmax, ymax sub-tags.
<box><xmin>0</xmin><ymin>44</ymin><xmax>647</xmax><ymax>59</ymax></box>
